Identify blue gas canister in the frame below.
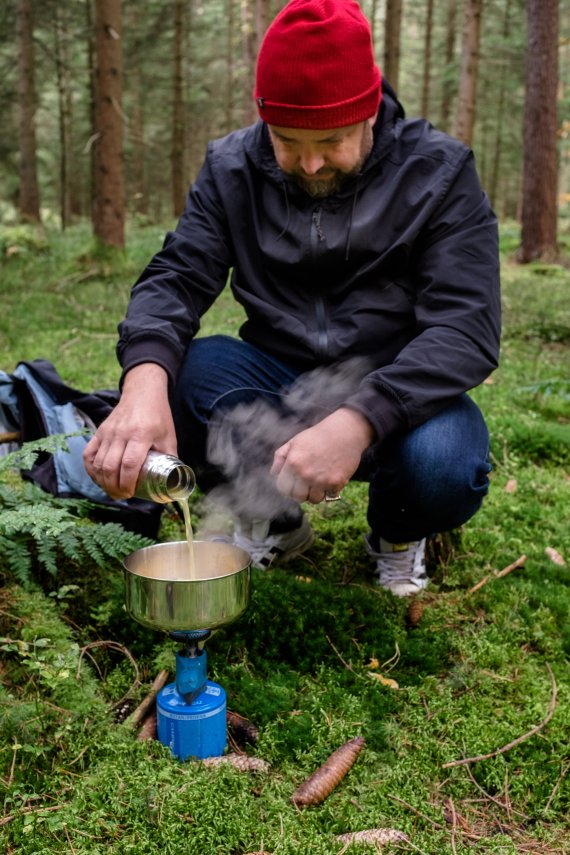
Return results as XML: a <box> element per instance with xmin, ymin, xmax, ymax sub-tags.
<box><xmin>156</xmin><ymin>680</ymin><xmax>227</xmax><ymax>760</ymax></box>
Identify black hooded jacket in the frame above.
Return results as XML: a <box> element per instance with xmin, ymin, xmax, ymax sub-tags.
<box><xmin>118</xmin><ymin>84</ymin><xmax>500</xmax><ymax>442</ymax></box>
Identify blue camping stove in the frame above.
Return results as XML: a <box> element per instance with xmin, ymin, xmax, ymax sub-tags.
<box><xmin>156</xmin><ymin>629</ymin><xmax>227</xmax><ymax>761</ymax></box>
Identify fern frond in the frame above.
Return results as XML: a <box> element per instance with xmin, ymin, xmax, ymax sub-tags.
<box><xmin>79</xmin><ymin>534</ymin><xmax>106</xmax><ymax>568</ymax></box>
<box><xmin>35</xmin><ymin>536</ymin><xmax>58</xmax><ymax>577</ymax></box>
<box><xmin>0</xmin><ymin>434</ymin><xmax>75</xmax><ymax>474</ymax></box>
<box><xmin>90</xmin><ymin>523</ymin><xmax>152</xmax><ymax>560</ymax></box>
<box><xmin>0</xmin><ymin>536</ymin><xmax>32</xmax><ymax>585</ymax></box>
<box><xmin>0</xmin><ymin>505</ymin><xmax>76</xmax><ymax>539</ymax></box>
<box><xmin>56</xmin><ymin>528</ymin><xmax>83</xmax><ymax>564</ymax></box>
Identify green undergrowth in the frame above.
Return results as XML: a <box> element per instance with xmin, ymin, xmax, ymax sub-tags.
<box><xmin>0</xmin><ymin>225</ymin><xmax>569</xmax><ymax>854</ymax></box>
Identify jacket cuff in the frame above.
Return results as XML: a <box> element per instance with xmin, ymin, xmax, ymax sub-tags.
<box><xmin>119</xmin><ymin>340</ymin><xmax>181</xmax><ymax>390</ymax></box>
<box><xmin>344</xmin><ymin>384</ymin><xmax>409</xmax><ymax>442</ymax></box>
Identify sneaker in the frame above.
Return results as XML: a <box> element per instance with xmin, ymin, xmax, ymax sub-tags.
<box><xmin>233</xmin><ymin>515</ymin><xmax>314</xmax><ymax>569</ymax></box>
<box><xmin>365</xmin><ymin>534</ymin><xmax>428</xmax><ymax>597</ymax></box>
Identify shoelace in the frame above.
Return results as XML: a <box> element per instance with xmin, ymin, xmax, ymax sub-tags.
<box><xmin>376</xmin><ymin>547</ymin><xmax>425</xmax><ymax>582</ymax></box>
<box><xmin>234</xmin><ymin>533</ymin><xmax>282</xmax><ymax>564</ymax></box>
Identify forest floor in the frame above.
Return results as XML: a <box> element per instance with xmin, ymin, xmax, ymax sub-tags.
<box><xmin>0</xmin><ymin>221</ymin><xmax>569</xmax><ymax>854</ymax></box>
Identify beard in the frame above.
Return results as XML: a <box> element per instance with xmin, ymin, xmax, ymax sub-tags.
<box><xmin>285</xmin><ymin>122</ymin><xmax>373</xmax><ymax>199</ymax></box>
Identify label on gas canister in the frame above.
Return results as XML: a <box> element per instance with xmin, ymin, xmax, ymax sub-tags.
<box><xmin>157</xmin><ymin>679</ymin><xmax>227</xmax><ymax>760</ymax></box>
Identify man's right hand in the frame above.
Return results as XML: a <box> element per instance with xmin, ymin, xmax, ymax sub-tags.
<box><xmin>83</xmin><ymin>363</ymin><xmax>177</xmax><ymax>499</ymax></box>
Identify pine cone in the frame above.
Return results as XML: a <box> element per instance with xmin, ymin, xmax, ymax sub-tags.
<box><xmin>406</xmin><ymin>599</ymin><xmax>425</xmax><ymax>628</ymax></box>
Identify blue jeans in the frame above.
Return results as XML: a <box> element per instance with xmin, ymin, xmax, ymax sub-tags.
<box><xmin>171</xmin><ymin>335</ymin><xmax>491</xmax><ymax>543</ymax></box>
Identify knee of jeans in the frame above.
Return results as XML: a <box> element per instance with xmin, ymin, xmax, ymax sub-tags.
<box><xmin>410</xmin><ymin>454</ymin><xmax>491</xmax><ymax>511</ymax></box>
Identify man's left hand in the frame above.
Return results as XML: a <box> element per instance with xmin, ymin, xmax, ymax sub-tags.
<box><xmin>270</xmin><ymin>407</ymin><xmax>375</xmax><ymax>504</ymax></box>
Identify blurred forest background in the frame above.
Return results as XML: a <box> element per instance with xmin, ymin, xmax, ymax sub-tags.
<box><xmin>2</xmin><ymin>0</ymin><xmax>569</xmax><ymax>261</ymax></box>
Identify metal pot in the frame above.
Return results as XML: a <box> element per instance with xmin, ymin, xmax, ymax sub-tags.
<box><xmin>124</xmin><ymin>540</ymin><xmax>251</xmax><ymax>633</ymax></box>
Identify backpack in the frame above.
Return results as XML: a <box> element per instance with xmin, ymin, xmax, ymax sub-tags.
<box><xmin>0</xmin><ymin>359</ymin><xmax>163</xmax><ymax>538</ymax></box>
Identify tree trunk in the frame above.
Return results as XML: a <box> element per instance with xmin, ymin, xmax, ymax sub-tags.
<box><xmin>439</xmin><ymin>0</ymin><xmax>457</xmax><ymax>133</ymax></box>
<box><xmin>131</xmin><ymin>74</ymin><xmax>146</xmax><ymax>216</ymax></box>
<box><xmin>453</xmin><ymin>0</ymin><xmax>482</xmax><ymax>147</ymax></box>
<box><xmin>518</xmin><ymin>0</ymin><xmax>559</xmax><ymax>263</ymax></box>
<box><xmin>85</xmin><ymin>0</ymin><xmax>97</xmax><ymax>220</ymax></box>
<box><xmin>93</xmin><ymin>0</ymin><xmax>125</xmax><ymax>249</ymax></box>
<box><xmin>16</xmin><ymin>0</ymin><xmax>41</xmax><ymax>223</ymax></box>
<box><xmin>241</xmin><ymin>0</ymin><xmax>257</xmax><ymax>125</ymax></box>
<box><xmin>226</xmin><ymin>0</ymin><xmax>235</xmax><ymax>133</ymax></box>
<box><xmin>125</xmin><ymin>0</ymin><xmax>146</xmax><ymax>216</ymax></box>
<box><xmin>370</xmin><ymin>0</ymin><xmax>380</xmax><ymax>51</ymax></box>
<box><xmin>254</xmin><ymin>0</ymin><xmax>269</xmax><ymax>54</ymax></box>
<box><xmin>172</xmin><ymin>0</ymin><xmax>186</xmax><ymax>218</ymax></box>
<box><xmin>54</xmin><ymin>7</ymin><xmax>73</xmax><ymax>230</ymax></box>
<box><xmin>383</xmin><ymin>0</ymin><xmax>403</xmax><ymax>92</ymax></box>
<box><xmin>420</xmin><ymin>0</ymin><xmax>435</xmax><ymax>117</ymax></box>
<box><xmin>487</xmin><ymin>0</ymin><xmax>511</xmax><ymax>208</ymax></box>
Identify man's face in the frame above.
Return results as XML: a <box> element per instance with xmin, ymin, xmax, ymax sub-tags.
<box><xmin>267</xmin><ymin>118</ymin><xmax>375</xmax><ymax>198</ymax></box>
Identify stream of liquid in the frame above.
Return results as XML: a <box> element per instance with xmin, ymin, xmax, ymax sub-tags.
<box><xmin>177</xmin><ymin>497</ymin><xmax>196</xmax><ymax>580</ymax></box>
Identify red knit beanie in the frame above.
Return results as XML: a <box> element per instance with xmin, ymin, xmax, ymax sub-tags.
<box><xmin>255</xmin><ymin>0</ymin><xmax>382</xmax><ymax>129</ymax></box>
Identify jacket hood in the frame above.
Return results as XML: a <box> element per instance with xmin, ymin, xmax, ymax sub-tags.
<box><xmin>245</xmin><ymin>80</ymin><xmax>406</xmax><ymax>191</ymax></box>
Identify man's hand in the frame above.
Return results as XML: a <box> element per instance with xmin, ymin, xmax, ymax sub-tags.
<box><xmin>270</xmin><ymin>407</ymin><xmax>374</xmax><ymax>504</ymax></box>
<box><xmin>83</xmin><ymin>363</ymin><xmax>177</xmax><ymax>499</ymax></box>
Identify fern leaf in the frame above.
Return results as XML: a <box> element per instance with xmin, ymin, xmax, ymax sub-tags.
<box><xmin>0</xmin><ymin>506</ymin><xmax>76</xmax><ymax>539</ymax></box>
<box><xmin>0</xmin><ymin>535</ymin><xmax>33</xmax><ymax>585</ymax></box>
<box><xmin>35</xmin><ymin>536</ymin><xmax>59</xmax><ymax>577</ymax></box>
<box><xmin>0</xmin><ymin>434</ymin><xmax>76</xmax><ymax>474</ymax></box>
<box><xmin>57</xmin><ymin>528</ymin><xmax>83</xmax><ymax>564</ymax></box>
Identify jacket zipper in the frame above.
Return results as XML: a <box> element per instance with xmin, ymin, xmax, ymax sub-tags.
<box><xmin>311</xmin><ymin>206</ymin><xmax>329</xmax><ymax>359</ymax></box>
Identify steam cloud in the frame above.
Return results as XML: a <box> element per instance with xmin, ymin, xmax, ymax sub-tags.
<box><xmin>200</xmin><ymin>357</ymin><xmax>372</xmax><ymax>530</ymax></box>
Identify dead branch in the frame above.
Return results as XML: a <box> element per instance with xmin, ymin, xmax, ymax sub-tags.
<box><xmin>291</xmin><ymin>737</ymin><xmax>365</xmax><ymax>807</ymax></box>
<box><xmin>467</xmin><ymin>555</ymin><xmax>527</xmax><ymax>595</ymax></box>
<box><xmin>136</xmin><ymin>708</ymin><xmax>158</xmax><ymax>742</ymax></box>
<box><xmin>125</xmin><ymin>669</ymin><xmax>169</xmax><ymax>728</ymax></box>
<box><xmin>497</xmin><ymin>555</ymin><xmax>527</xmax><ymax>577</ymax></box>
<box><xmin>443</xmin><ymin>663</ymin><xmax>557</xmax><ymax>768</ymax></box>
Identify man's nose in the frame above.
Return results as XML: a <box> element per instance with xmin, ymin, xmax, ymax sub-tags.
<box><xmin>298</xmin><ymin>148</ymin><xmax>325</xmax><ymax>175</ymax></box>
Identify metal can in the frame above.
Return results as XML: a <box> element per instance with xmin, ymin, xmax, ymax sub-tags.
<box><xmin>134</xmin><ymin>450</ymin><xmax>196</xmax><ymax>503</ymax></box>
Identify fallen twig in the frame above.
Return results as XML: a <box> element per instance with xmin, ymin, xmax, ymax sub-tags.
<box><xmin>63</xmin><ymin>822</ymin><xmax>77</xmax><ymax>854</ymax></box>
<box><xmin>0</xmin><ymin>804</ymin><xmax>65</xmax><ymax>828</ymax></box>
<box><xmin>543</xmin><ymin>761</ymin><xmax>570</xmax><ymax>814</ymax></box>
<box><xmin>463</xmin><ymin>760</ymin><xmax>530</xmax><ymax>820</ymax></box>
<box><xmin>387</xmin><ymin>794</ymin><xmax>444</xmax><ymax>830</ymax></box>
<box><xmin>136</xmin><ymin>708</ymin><xmax>158</xmax><ymax>741</ymax></box>
<box><xmin>496</xmin><ymin>555</ymin><xmax>527</xmax><ymax>577</ymax></box>
<box><xmin>125</xmin><ymin>669</ymin><xmax>169</xmax><ymax>729</ymax></box>
<box><xmin>444</xmin><ymin>797</ymin><xmax>458</xmax><ymax>855</ymax></box>
<box><xmin>291</xmin><ymin>737</ymin><xmax>365</xmax><ymax>807</ymax></box>
<box><xmin>325</xmin><ymin>635</ymin><xmax>362</xmax><ymax>679</ymax></box>
<box><xmin>467</xmin><ymin>555</ymin><xmax>527</xmax><ymax>595</ymax></box>
<box><xmin>76</xmin><ymin>640</ymin><xmax>140</xmax><ymax>708</ymax></box>
<box><xmin>443</xmin><ymin>663</ymin><xmax>557</xmax><ymax>768</ymax></box>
